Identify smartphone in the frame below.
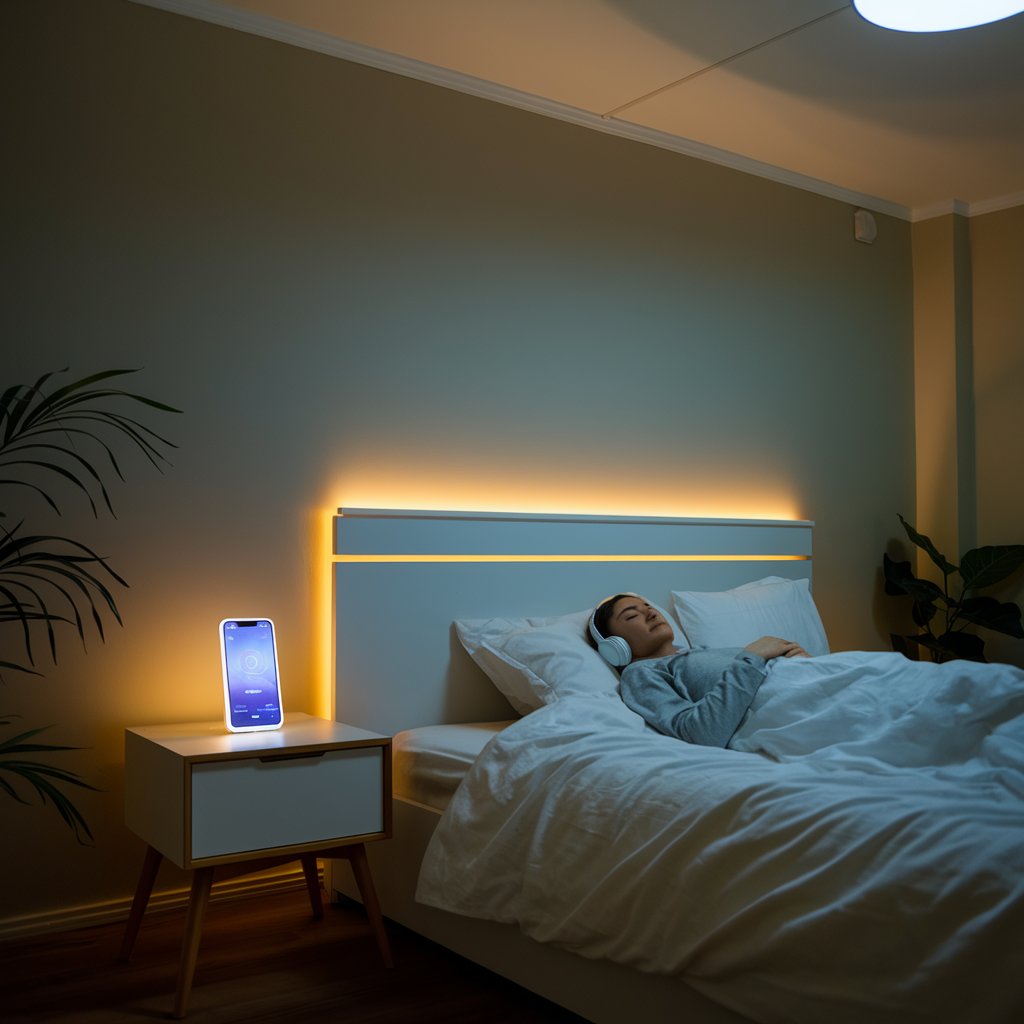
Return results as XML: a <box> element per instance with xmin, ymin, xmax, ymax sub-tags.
<box><xmin>219</xmin><ymin>618</ymin><xmax>284</xmax><ymax>732</ymax></box>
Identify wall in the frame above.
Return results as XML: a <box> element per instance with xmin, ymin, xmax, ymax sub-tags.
<box><xmin>970</xmin><ymin>205</ymin><xmax>1024</xmax><ymax>666</ymax></box>
<box><xmin>912</xmin><ymin>207</ymin><xmax>1024</xmax><ymax>668</ymax></box>
<box><xmin>912</xmin><ymin>214</ymin><xmax>974</xmax><ymax>561</ymax></box>
<box><xmin>2</xmin><ymin>0</ymin><xmax>915</xmax><ymax>928</ymax></box>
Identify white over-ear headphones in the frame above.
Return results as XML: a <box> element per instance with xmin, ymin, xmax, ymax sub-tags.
<box><xmin>589</xmin><ymin>595</ymin><xmax>635</xmax><ymax>668</ymax></box>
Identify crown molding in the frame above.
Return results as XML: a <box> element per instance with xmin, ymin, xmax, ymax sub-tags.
<box><xmin>911</xmin><ymin>192</ymin><xmax>1024</xmax><ymax>221</ymax></box>
<box><xmin>964</xmin><ymin>191</ymin><xmax>1024</xmax><ymax>217</ymax></box>
<box><xmin>911</xmin><ymin>199</ymin><xmax>971</xmax><ymax>222</ymax></box>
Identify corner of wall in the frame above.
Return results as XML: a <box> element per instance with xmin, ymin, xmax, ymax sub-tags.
<box><xmin>911</xmin><ymin>213</ymin><xmax>976</xmax><ymax>567</ymax></box>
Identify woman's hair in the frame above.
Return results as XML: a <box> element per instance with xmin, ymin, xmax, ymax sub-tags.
<box><xmin>590</xmin><ymin>593</ymin><xmax>634</xmax><ymax>642</ymax></box>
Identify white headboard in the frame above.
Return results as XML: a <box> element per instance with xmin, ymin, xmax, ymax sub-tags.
<box><xmin>333</xmin><ymin>509</ymin><xmax>814</xmax><ymax>736</ymax></box>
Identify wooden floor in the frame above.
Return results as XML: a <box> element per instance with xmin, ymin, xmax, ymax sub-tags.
<box><xmin>3</xmin><ymin>888</ymin><xmax>587</xmax><ymax>1023</ymax></box>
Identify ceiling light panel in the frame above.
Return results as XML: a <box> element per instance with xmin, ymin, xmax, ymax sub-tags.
<box><xmin>853</xmin><ymin>0</ymin><xmax>1024</xmax><ymax>32</ymax></box>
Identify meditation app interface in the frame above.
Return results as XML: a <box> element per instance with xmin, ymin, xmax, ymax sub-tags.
<box><xmin>223</xmin><ymin>620</ymin><xmax>282</xmax><ymax>728</ymax></box>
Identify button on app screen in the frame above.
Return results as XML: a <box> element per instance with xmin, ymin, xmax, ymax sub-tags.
<box><xmin>224</xmin><ymin>620</ymin><xmax>281</xmax><ymax>727</ymax></box>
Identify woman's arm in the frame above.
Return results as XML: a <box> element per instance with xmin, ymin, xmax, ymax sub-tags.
<box><xmin>744</xmin><ymin>637</ymin><xmax>809</xmax><ymax>659</ymax></box>
<box><xmin>621</xmin><ymin>650</ymin><xmax>769</xmax><ymax>747</ymax></box>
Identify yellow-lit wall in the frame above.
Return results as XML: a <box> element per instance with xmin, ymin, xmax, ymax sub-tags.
<box><xmin>970</xmin><ymin>205</ymin><xmax>1024</xmax><ymax>666</ymax></box>
<box><xmin>0</xmin><ymin>0</ymin><xmax>926</xmax><ymax>927</ymax></box>
<box><xmin>911</xmin><ymin>207</ymin><xmax>1024</xmax><ymax>666</ymax></box>
<box><xmin>912</xmin><ymin>214</ymin><xmax>971</xmax><ymax>562</ymax></box>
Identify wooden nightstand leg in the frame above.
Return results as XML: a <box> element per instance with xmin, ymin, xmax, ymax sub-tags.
<box><xmin>117</xmin><ymin>844</ymin><xmax>163</xmax><ymax>963</ymax></box>
<box><xmin>347</xmin><ymin>843</ymin><xmax>393</xmax><ymax>968</ymax></box>
<box><xmin>173</xmin><ymin>866</ymin><xmax>214</xmax><ymax>1019</ymax></box>
<box><xmin>300</xmin><ymin>854</ymin><xmax>324</xmax><ymax>919</ymax></box>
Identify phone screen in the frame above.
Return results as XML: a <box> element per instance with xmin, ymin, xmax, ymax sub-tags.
<box><xmin>220</xmin><ymin>619</ymin><xmax>283</xmax><ymax>730</ymax></box>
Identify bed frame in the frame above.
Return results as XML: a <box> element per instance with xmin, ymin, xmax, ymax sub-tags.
<box><xmin>330</xmin><ymin>508</ymin><xmax>814</xmax><ymax>1024</ymax></box>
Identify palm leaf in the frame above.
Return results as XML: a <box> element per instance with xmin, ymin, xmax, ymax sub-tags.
<box><xmin>73</xmin><ymin>410</ymin><xmax>179</xmax><ymax>469</ymax></box>
<box><xmin>0</xmin><ymin>371</ymin><xmax>61</xmax><ymax>444</ymax></box>
<box><xmin>0</xmin><ymin>458</ymin><xmax>100</xmax><ymax>515</ymax></box>
<box><xmin>0</xmin><ymin>764</ymin><xmax>96</xmax><ymax>842</ymax></box>
<box><xmin>0</xmin><ymin>579</ymin><xmax>54</xmax><ymax>666</ymax></box>
<box><xmin>2</xmin><ymin>567</ymin><xmax>88</xmax><ymax>659</ymax></box>
<box><xmin>0</xmin><ymin>721</ymin><xmax>99</xmax><ymax>843</ymax></box>
<box><xmin>0</xmin><ymin>368</ymin><xmax>180</xmax><ymax>517</ymax></box>
<box><xmin>1</xmin><ymin>368</ymin><xmax>179</xmax><ymax>841</ymax></box>
<box><xmin>0</xmin><ymin>659</ymin><xmax>42</xmax><ymax>677</ymax></box>
<box><xmin>1</xmin><ymin>529</ymin><xmax>129</xmax><ymax>587</ymax></box>
<box><xmin>2</xmin><ymin>442</ymin><xmax>118</xmax><ymax>514</ymax></box>
<box><xmin>21</xmin><ymin>369</ymin><xmax>181</xmax><ymax>425</ymax></box>
<box><xmin>0</xmin><ymin>725</ymin><xmax>68</xmax><ymax>750</ymax></box>
<box><xmin>4</xmin><ymin>425</ymin><xmax>130</xmax><ymax>486</ymax></box>
<box><xmin>19</xmin><ymin>368</ymin><xmax>161</xmax><ymax>423</ymax></box>
<box><xmin>0</xmin><ymin>532</ymin><xmax>127</xmax><ymax>665</ymax></box>
<box><xmin>0</xmin><ymin>478</ymin><xmax>61</xmax><ymax>514</ymax></box>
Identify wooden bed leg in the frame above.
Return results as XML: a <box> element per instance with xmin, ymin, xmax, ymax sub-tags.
<box><xmin>117</xmin><ymin>844</ymin><xmax>163</xmax><ymax>963</ymax></box>
<box><xmin>346</xmin><ymin>843</ymin><xmax>394</xmax><ymax>968</ymax></box>
<box><xmin>301</xmin><ymin>854</ymin><xmax>324</xmax><ymax>919</ymax></box>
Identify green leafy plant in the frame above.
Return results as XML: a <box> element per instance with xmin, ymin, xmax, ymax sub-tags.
<box><xmin>883</xmin><ymin>514</ymin><xmax>1024</xmax><ymax>663</ymax></box>
<box><xmin>0</xmin><ymin>715</ymin><xmax>99</xmax><ymax>842</ymax></box>
<box><xmin>1</xmin><ymin>368</ymin><xmax>180</xmax><ymax>840</ymax></box>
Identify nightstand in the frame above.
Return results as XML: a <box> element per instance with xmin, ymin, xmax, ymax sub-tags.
<box><xmin>119</xmin><ymin>713</ymin><xmax>392</xmax><ymax>1017</ymax></box>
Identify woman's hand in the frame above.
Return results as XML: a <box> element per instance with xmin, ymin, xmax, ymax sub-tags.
<box><xmin>744</xmin><ymin>636</ymin><xmax>810</xmax><ymax>660</ymax></box>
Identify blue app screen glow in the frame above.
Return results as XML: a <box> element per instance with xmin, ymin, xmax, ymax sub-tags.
<box><xmin>223</xmin><ymin>620</ymin><xmax>282</xmax><ymax>728</ymax></box>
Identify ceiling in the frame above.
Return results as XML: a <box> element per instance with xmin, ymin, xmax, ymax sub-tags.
<box><xmin>139</xmin><ymin>0</ymin><xmax>1024</xmax><ymax>220</ymax></box>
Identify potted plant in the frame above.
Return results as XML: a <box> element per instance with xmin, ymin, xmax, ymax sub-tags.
<box><xmin>883</xmin><ymin>514</ymin><xmax>1024</xmax><ymax>663</ymax></box>
<box><xmin>1</xmin><ymin>368</ymin><xmax>179</xmax><ymax>840</ymax></box>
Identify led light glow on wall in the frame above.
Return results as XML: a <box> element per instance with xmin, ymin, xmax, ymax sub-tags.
<box><xmin>311</xmin><ymin>507</ymin><xmax>336</xmax><ymax>721</ymax></box>
<box><xmin>853</xmin><ymin>0</ymin><xmax>1024</xmax><ymax>31</ymax></box>
<box><xmin>335</xmin><ymin>493</ymin><xmax>802</xmax><ymax>522</ymax></box>
<box><xmin>331</xmin><ymin>468</ymin><xmax>802</xmax><ymax>523</ymax></box>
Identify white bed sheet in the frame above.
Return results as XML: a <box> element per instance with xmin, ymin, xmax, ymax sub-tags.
<box><xmin>416</xmin><ymin>651</ymin><xmax>1024</xmax><ymax>1024</ymax></box>
<box><xmin>392</xmin><ymin>720</ymin><xmax>513</xmax><ymax>810</ymax></box>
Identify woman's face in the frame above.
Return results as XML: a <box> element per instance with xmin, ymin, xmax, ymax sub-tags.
<box><xmin>606</xmin><ymin>596</ymin><xmax>674</xmax><ymax>659</ymax></box>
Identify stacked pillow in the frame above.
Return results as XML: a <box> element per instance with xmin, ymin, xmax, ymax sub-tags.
<box><xmin>672</xmin><ymin>576</ymin><xmax>830</xmax><ymax>659</ymax></box>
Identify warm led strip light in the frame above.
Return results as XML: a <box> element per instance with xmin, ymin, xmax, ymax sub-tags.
<box><xmin>335</xmin><ymin>553</ymin><xmax>809</xmax><ymax>563</ymax></box>
<box><xmin>335</xmin><ymin>507</ymin><xmax>813</xmax><ymax>570</ymax></box>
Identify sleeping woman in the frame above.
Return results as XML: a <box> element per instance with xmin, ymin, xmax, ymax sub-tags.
<box><xmin>589</xmin><ymin>593</ymin><xmax>809</xmax><ymax>747</ymax></box>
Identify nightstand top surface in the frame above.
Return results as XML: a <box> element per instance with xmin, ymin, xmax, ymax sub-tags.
<box><xmin>126</xmin><ymin>712</ymin><xmax>388</xmax><ymax>758</ymax></box>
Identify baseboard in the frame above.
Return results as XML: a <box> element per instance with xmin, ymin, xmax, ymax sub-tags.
<box><xmin>0</xmin><ymin>864</ymin><xmax>316</xmax><ymax>942</ymax></box>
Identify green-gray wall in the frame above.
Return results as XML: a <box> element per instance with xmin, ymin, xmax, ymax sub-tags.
<box><xmin>3</xmin><ymin>0</ymin><xmax>919</xmax><ymax>926</ymax></box>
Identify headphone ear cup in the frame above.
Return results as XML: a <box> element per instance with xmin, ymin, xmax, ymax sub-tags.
<box><xmin>597</xmin><ymin>634</ymin><xmax>632</xmax><ymax>668</ymax></box>
<box><xmin>589</xmin><ymin>608</ymin><xmax>633</xmax><ymax>667</ymax></box>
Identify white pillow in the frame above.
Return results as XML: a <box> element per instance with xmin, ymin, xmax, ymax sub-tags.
<box><xmin>455</xmin><ymin>603</ymin><xmax>687</xmax><ymax>715</ymax></box>
<box><xmin>671</xmin><ymin>577</ymin><xmax>830</xmax><ymax>657</ymax></box>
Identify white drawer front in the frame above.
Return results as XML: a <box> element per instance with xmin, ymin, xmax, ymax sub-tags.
<box><xmin>191</xmin><ymin>746</ymin><xmax>383</xmax><ymax>860</ymax></box>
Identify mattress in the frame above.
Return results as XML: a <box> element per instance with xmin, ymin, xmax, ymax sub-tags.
<box><xmin>392</xmin><ymin>720</ymin><xmax>513</xmax><ymax>810</ymax></box>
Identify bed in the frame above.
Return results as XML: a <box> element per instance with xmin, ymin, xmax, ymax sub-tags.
<box><xmin>330</xmin><ymin>508</ymin><xmax>1024</xmax><ymax>1023</ymax></box>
